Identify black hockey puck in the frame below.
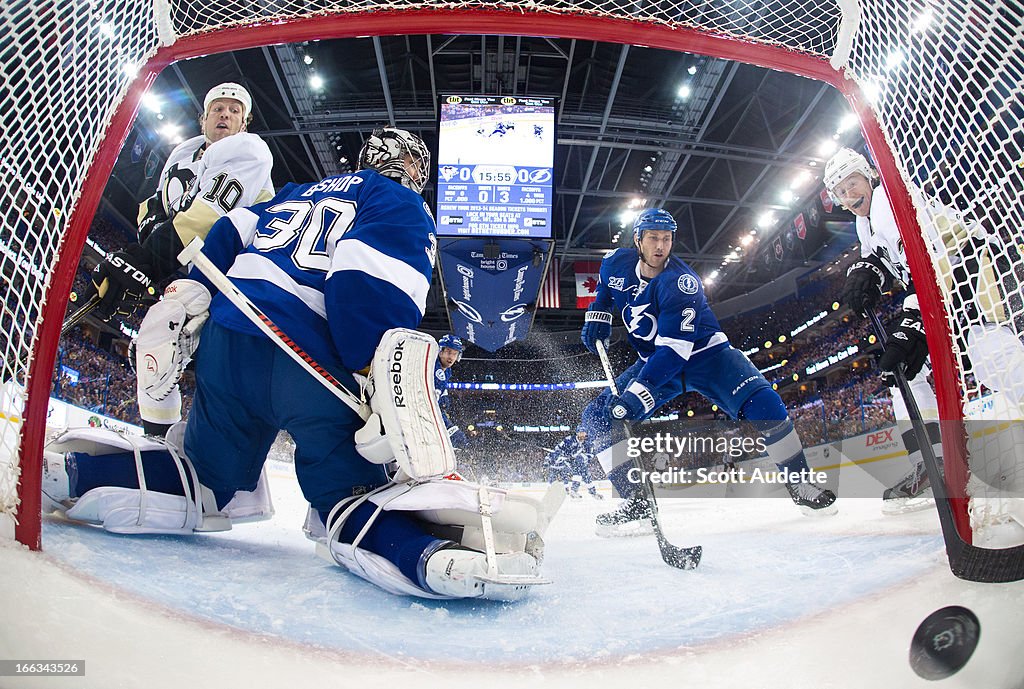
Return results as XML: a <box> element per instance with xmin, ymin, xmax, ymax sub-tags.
<box><xmin>909</xmin><ymin>606</ymin><xmax>980</xmax><ymax>680</ymax></box>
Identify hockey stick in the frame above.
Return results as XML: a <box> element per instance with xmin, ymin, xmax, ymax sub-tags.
<box><xmin>178</xmin><ymin>238</ymin><xmax>368</xmax><ymax>420</ymax></box>
<box><xmin>868</xmin><ymin>309</ymin><xmax>1024</xmax><ymax>582</ymax></box>
<box><xmin>60</xmin><ymin>293</ymin><xmax>102</xmax><ymax>337</ymax></box>
<box><xmin>594</xmin><ymin>339</ymin><xmax>702</xmax><ymax>570</ymax></box>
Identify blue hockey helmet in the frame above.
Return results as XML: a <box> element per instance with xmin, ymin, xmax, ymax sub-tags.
<box><xmin>438</xmin><ymin>334</ymin><xmax>464</xmax><ymax>355</ymax></box>
<box><xmin>632</xmin><ymin>208</ymin><xmax>677</xmax><ymax>243</ymax></box>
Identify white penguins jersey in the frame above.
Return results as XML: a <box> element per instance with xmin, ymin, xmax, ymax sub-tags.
<box><xmin>140</xmin><ymin>132</ymin><xmax>275</xmax><ymax>248</ymax></box>
<box><xmin>856</xmin><ymin>183</ymin><xmax>912</xmax><ymax>287</ymax></box>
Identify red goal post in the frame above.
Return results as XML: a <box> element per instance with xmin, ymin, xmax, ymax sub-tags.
<box><xmin>1</xmin><ymin>1</ymin><xmax>1019</xmax><ymax>574</ymax></box>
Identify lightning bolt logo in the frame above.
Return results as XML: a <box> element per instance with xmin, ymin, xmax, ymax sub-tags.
<box><xmin>623</xmin><ymin>303</ymin><xmax>657</xmax><ymax>341</ymax></box>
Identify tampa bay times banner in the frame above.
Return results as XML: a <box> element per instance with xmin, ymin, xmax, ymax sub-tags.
<box><xmin>439</xmin><ymin>238</ymin><xmax>553</xmax><ymax>352</ymax></box>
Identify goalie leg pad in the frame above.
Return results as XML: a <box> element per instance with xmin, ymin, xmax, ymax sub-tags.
<box><xmin>364</xmin><ymin>329</ymin><xmax>455</xmax><ymax>480</ymax></box>
<box><xmin>45</xmin><ymin>426</ymin><xmax>273</xmax><ymax>534</ymax></box>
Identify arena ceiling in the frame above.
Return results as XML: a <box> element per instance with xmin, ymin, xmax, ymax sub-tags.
<box><xmin>99</xmin><ymin>34</ymin><xmax>863</xmax><ymax>333</ymax></box>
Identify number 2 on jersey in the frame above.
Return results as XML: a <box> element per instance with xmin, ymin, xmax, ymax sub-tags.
<box><xmin>254</xmin><ymin>197</ymin><xmax>357</xmax><ymax>272</ymax></box>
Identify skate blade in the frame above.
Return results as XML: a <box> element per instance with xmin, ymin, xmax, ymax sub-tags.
<box><xmin>798</xmin><ymin>503</ymin><xmax>838</xmax><ymax>517</ymax></box>
<box><xmin>594</xmin><ymin>520</ymin><xmax>655</xmax><ymax>538</ymax></box>
<box><xmin>476</xmin><ymin>573</ymin><xmax>552</xmax><ymax>586</ymax></box>
<box><xmin>881</xmin><ymin>496</ymin><xmax>935</xmax><ymax>516</ymax></box>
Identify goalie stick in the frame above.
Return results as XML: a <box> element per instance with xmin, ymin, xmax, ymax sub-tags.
<box><xmin>868</xmin><ymin>309</ymin><xmax>1024</xmax><ymax>582</ymax></box>
<box><xmin>594</xmin><ymin>339</ymin><xmax>702</xmax><ymax>570</ymax></box>
<box><xmin>178</xmin><ymin>238</ymin><xmax>368</xmax><ymax>421</ymax></box>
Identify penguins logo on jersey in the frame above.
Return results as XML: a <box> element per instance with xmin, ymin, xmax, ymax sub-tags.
<box><xmin>622</xmin><ymin>303</ymin><xmax>657</xmax><ymax>341</ymax></box>
<box><xmin>677</xmin><ymin>274</ymin><xmax>699</xmax><ymax>295</ymax></box>
<box><xmin>162</xmin><ymin>163</ymin><xmax>198</xmax><ymax>213</ymax></box>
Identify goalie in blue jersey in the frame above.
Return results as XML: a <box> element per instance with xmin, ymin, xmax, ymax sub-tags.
<box><xmin>579</xmin><ymin>208</ymin><xmax>837</xmax><ymax>536</ymax></box>
<box><xmin>40</xmin><ymin>128</ymin><xmax>552</xmax><ymax>601</ymax></box>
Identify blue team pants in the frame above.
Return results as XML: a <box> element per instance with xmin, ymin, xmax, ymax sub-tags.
<box><xmin>185</xmin><ymin>320</ymin><xmax>388</xmax><ymax>513</ymax></box>
<box><xmin>579</xmin><ymin>344</ymin><xmax>772</xmax><ymax>454</ymax></box>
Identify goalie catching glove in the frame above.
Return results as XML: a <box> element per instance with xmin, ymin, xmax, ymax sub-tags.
<box><xmin>879</xmin><ymin>308</ymin><xmax>929</xmax><ymax>383</ymax></box>
<box><xmin>134</xmin><ymin>279</ymin><xmax>211</xmax><ymax>402</ymax></box>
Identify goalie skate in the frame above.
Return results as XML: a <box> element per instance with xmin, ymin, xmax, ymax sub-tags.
<box><xmin>424</xmin><ymin>546</ymin><xmax>546</xmax><ymax>601</ymax></box>
<box><xmin>595</xmin><ymin>493</ymin><xmax>654</xmax><ymax>537</ymax></box>
<box><xmin>881</xmin><ymin>462</ymin><xmax>934</xmax><ymax>515</ymax></box>
<box><xmin>786</xmin><ymin>480</ymin><xmax>838</xmax><ymax>517</ymax></box>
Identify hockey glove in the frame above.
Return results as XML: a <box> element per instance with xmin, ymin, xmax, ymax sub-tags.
<box><xmin>841</xmin><ymin>254</ymin><xmax>892</xmax><ymax>316</ymax></box>
<box><xmin>607</xmin><ymin>380</ymin><xmax>657</xmax><ymax>422</ymax></box>
<box><xmin>137</xmin><ymin>195</ymin><xmax>168</xmax><ymax>244</ymax></box>
<box><xmin>581</xmin><ymin>309</ymin><xmax>612</xmax><ymax>354</ymax></box>
<box><xmin>86</xmin><ymin>243</ymin><xmax>159</xmax><ymax>320</ymax></box>
<box><xmin>879</xmin><ymin>309</ymin><xmax>928</xmax><ymax>384</ymax></box>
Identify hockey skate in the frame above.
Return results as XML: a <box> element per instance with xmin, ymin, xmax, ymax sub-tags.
<box><xmin>594</xmin><ymin>493</ymin><xmax>654</xmax><ymax>537</ymax></box>
<box><xmin>881</xmin><ymin>461</ymin><xmax>934</xmax><ymax>515</ymax></box>
<box><xmin>423</xmin><ymin>545</ymin><xmax>543</xmax><ymax>601</ymax></box>
<box><xmin>785</xmin><ymin>480</ymin><xmax>838</xmax><ymax>516</ymax></box>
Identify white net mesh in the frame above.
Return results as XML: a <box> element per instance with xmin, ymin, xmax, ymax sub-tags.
<box><xmin>1</xmin><ymin>0</ymin><xmax>1022</xmax><ymax>547</ymax></box>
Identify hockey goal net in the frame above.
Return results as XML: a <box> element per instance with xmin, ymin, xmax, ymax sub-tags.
<box><xmin>2</xmin><ymin>0</ymin><xmax>1022</xmax><ymax>578</ymax></box>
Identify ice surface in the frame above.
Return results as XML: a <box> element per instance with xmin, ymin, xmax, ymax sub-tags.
<box><xmin>4</xmin><ymin>462</ymin><xmax>1024</xmax><ymax>688</ymax></box>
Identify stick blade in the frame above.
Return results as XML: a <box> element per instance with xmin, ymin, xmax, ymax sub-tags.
<box><xmin>663</xmin><ymin>544</ymin><xmax>702</xmax><ymax>570</ymax></box>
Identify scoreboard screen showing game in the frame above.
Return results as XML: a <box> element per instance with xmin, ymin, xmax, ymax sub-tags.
<box><xmin>436</xmin><ymin>94</ymin><xmax>555</xmax><ymax>238</ymax></box>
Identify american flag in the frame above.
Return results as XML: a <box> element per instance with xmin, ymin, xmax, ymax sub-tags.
<box><xmin>537</xmin><ymin>257</ymin><xmax>561</xmax><ymax>309</ymax></box>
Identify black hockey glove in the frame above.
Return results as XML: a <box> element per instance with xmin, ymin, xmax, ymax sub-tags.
<box><xmin>85</xmin><ymin>243</ymin><xmax>159</xmax><ymax>320</ymax></box>
<box><xmin>137</xmin><ymin>196</ymin><xmax>168</xmax><ymax>244</ymax></box>
<box><xmin>878</xmin><ymin>308</ymin><xmax>928</xmax><ymax>384</ymax></box>
<box><xmin>841</xmin><ymin>254</ymin><xmax>892</xmax><ymax>316</ymax></box>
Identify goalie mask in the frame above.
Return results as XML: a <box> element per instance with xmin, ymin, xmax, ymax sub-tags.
<box><xmin>358</xmin><ymin>127</ymin><xmax>431</xmax><ymax>194</ymax></box>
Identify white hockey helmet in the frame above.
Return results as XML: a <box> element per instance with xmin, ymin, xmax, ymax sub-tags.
<box><xmin>358</xmin><ymin>127</ymin><xmax>431</xmax><ymax>194</ymax></box>
<box><xmin>204</xmin><ymin>82</ymin><xmax>252</xmax><ymax>120</ymax></box>
<box><xmin>823</xmin><ymin>147</ymin><xmax>877</xmax><ymax>202</ymax></box>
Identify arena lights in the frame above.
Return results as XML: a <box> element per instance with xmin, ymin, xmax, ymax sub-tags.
<box><xmin>837</xmin><ymin>113</ymin><xmax>859</xmax><ymax>133</ymax></box>
<box><xmin>309</xmin><ymin>74</ymin><xmax>324</xmax><ymax>90</ymax></box>
<box><xmin>818</xmin><ymin>139</ymin><xmax>838</xmax><ymax>156</ymax></box>
<box><xmin>303</xmin><ymin>54</ymin><xmax>314</xmax><ymax>65</ymax></box>
<box><xmin>912</xmin><ymin>8</ymin><xmax>934</xmax><ymax>33</ymax></box>
<box><xmin>757</xmin><ymin>213</ymin><xmax>775</xmax><ymax>229</ymax></box>
<box><xmin>141</xmin><ymin>93</ymin><xmax>161</xmax><ymax>113</ymax></box>
<box><xmin>619</xmin><ymin>208</ymin><xmax>640</xmax><ymax>227</ymax></box>
<box><xmin>677</xmin><ymin>84</ymin><xmax>692</xmax><ymax>100</ymax></box>
<box><xmin>687</xmin><ymin>65</ymin><xmax>698</xmax><ymax>75</ymax></box>
<box><xmin>832</xmin><ymin>301</ymin><xmax>840</xmax><ymax>310</ymax></box>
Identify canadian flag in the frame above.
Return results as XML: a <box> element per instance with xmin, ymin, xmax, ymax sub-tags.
<box><xmin>574</xmin><ymin>261</ymin><xmax>602</xmax><ymax>309</ymax></box>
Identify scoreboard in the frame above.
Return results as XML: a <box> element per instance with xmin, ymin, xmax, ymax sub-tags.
<box><xmin>436</xmin><ymin>94</ymin><xmax>555</xmax><ymax>239</ymax></box>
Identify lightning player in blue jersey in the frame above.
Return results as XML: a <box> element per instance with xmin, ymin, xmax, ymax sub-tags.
<box><xmin>41</xmin><ymin>128</ymin><xmax>543</xmax><ymax>600</ymax></box>
<box><xmin>579</xmin><ymin>208</ymin><xmax>836</xmax><ymax>536</ymax></box>
<box><xmin>545</xmin><ymin>431</ymin><xmax>604</xmax><ymax>500</ymax></box>
<box><xmin>435</xmin><ymin>334</ymin><xmax>468</xmax><ymax>447</ymax></box>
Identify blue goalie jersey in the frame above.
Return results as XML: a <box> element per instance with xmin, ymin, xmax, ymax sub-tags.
<box><xmin>592</xmin><ymin>247</ymin><xmax>728</xmax><ymax>387</ymax></box>
<box><xmin>192</xmin><ymin>169</ymin><xmax>437</xmax><ymax>373</ymax></box>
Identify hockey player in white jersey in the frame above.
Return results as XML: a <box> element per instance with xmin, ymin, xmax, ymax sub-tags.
<box><xmin>85</xmin><ymin>82</ymin><xmax>275</xmax><ymax>436</ymax></box>
<box><xmin>825</xmin><ymin>147</ymin><xmax>1024</xmax><ymax>510</ymax></box>
<box><xmin>44</xmin><ymin>128</ymin><xmax>552</xmax><ymax>601</ymax></box>
<box><xmin>580</xmin><ymin>208</ymin><xmax>836</xmax><ymax>536</ymax></box>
